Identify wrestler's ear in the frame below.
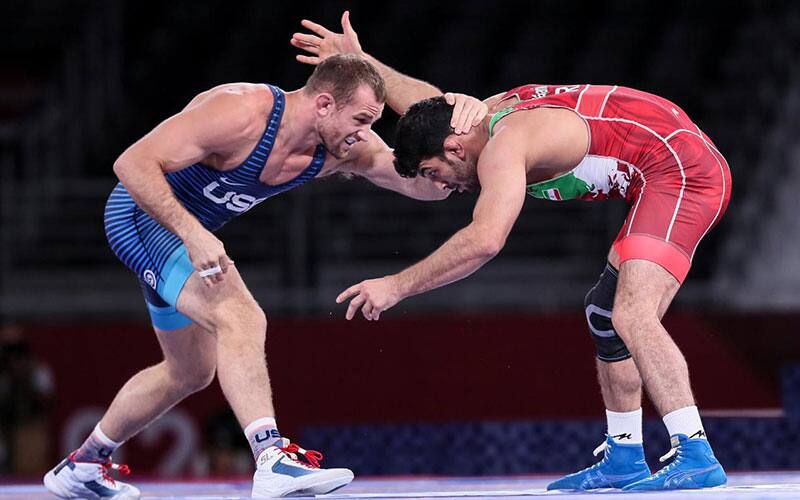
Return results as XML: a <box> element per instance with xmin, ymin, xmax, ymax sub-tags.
<box><xmin>443</xmin><ymin>136</ymin><xmax>466</xmax><ymax>160</ymax></box>
<box><xmin>315</xmin><ymin>93</ymin><xmax>335</xmax><ymax>117</ymax></box>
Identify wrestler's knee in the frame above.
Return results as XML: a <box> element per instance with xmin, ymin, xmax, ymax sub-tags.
<box><xmin>585</xmin><ymin>263</ymin><xmax>632</xmax><ymax>362</ymax></box>
<box><xmin>211</xmin><ymin>299</ymin><xmax>267</xmax><ymax>344</ymax></box>
<box><xmin>178</xmin><ymin>362</ymin><xmax>216</xmax><ymax>394</ymax></box>
<box><xmin>164</xmin><ymin>351</ymin><xmax>216</xmax><ymax>394</ymax></box>
<box><xmin>611</xmin><ymin>298</ymin><xmax>658</xmax><ymax>342</ymax></box>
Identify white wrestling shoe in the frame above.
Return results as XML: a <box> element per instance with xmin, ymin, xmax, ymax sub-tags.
<box><xmin>43</xmin><ymin>452</ymin><xmax>140</xmax><ymax>499</ymax></box>
<box><xmin>251</xmin><ymin>438</ymin><xmax>354</xmax><ymax>498</ymax></box>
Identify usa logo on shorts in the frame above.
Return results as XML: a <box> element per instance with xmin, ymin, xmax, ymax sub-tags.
<box><xmin>143</xmin><ymin>270</ymin><xmax>157</xmax><ymax>289</ymax></box>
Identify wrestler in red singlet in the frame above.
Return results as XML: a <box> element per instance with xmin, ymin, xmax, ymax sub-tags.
<box><xmin>489</xmin><ymin>84</ymin><xmax>732</xmax><ymax>282</ymax></box>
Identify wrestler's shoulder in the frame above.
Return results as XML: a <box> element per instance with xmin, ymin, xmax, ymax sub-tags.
<box><xmin>490</xmin><ymin>105</ymin><xmax>556</xmax><ymax>137</ymax></box>
<box><xmin>188</xmin><ymin>83</ymin><xmax>275</xmax><ymax>120</ymax></box>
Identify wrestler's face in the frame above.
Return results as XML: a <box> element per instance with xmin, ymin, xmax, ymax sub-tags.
<box><xmin>318</xmin><ymin>85</ymin><xmax>384</xmax><ymax>159</ymax></box>
<box><xmin>417</xmin><ymin>154</ymin><xmax>479</xmax><ymax>194</ymax></box>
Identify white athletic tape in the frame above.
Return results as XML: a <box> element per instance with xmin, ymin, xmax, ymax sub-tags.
<box><xmin>198</xmin><ymin>265</ymin><xmax>222</xmax><ymax>278</ymax></box>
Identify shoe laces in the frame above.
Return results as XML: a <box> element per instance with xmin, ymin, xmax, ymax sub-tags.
<box><xmin>279</xmin><ymin>442</ymin><xmax>324</xmax><ymax>469</ymax></box>
<box><xmin>592</xmin><ymin>436</ymin><xmax>616</xmax><ymax>465</ymax></box>
<box><xmin>651</xmin><ymin>445</ymin><xmax>683</xmax><ymax>478</ymax></box>
<box><xmin>659</xmin><ymin>446</ymin><xmax>679</xmax><ymax>463</ymax></box>
<box><xmin>593</xmin><ymin>439</ymin><xmax>610</xmax><ymax>458</ymax></box>
<box><xmin>70</xmin><ymin>452</ymin><xmax>131</xmax><ymax>486</ymax></box>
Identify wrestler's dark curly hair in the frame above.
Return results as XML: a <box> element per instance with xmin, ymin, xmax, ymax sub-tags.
<box><xmin>393</xmin><ymin>96</ymin><xmax>454</xmax><ymax>178</ymax></box>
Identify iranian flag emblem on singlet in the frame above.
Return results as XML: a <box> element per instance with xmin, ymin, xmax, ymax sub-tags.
<box><xmin>527</xmin><ymin>156</ymin><xmax>636</xmax><ymax>202</ymax></box>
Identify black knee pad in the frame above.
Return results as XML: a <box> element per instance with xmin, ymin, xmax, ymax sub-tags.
<box><xmin>584</xmin><ymin>263</ymin><xmax>631</xmax><ymax>362</ymax></box>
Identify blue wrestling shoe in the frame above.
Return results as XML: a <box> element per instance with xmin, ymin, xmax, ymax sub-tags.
<box><xmin>623</xmin><ymin>434</ymin><xmax>727</xmax><ymax>491</ymax></box>
<box><xmin>547</xmin><ymin>435</ymin><xmax>651</xmax><ymax>490</ymax></box>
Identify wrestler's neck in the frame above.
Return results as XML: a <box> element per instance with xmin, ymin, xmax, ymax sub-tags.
<box><xmin>279</xmin><ymin>89</ymin><xmax>325</xmax><ymax>153</ymax></box>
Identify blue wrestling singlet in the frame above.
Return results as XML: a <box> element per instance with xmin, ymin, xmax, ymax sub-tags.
<box><xmin>103</xmin><ymin>85</ymin><xmax>326</xmax><ymax>330</ymax></box>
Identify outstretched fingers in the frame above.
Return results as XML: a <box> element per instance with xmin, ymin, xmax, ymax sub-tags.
<box><xmin>295</xmin><ymin>54</ymin><xmax>321</xmax><ymax>65</ymax></box>
<box><xmin>291</xmin><ymin>33</ymin><xmax>322</xmax><ymax>48</ymax></box>
<box><xmin>342</xmin><ymin>11</ymin><xmax>358</xmax><ymax>40</ymax></box>
<box><xmin>300</xmin><ymin>19</ymin><xmax>333</xmax><ymax>37</ymax></box>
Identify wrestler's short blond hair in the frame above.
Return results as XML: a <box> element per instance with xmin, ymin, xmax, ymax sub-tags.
<box><xmin>305</xmin><ymin>54</ymin><xmax>386</xmax><ymax>106</ymax></box>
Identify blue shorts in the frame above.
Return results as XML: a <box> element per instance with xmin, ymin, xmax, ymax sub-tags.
<box><xmin>104</xmin><ymin>184</ymin><xmax>195</xmax><ymax>330</ymax></box>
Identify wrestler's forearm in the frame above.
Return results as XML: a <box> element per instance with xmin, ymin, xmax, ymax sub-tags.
<box><xmin>362</xmin><ymin>53</ymin><xmax>441</xmax><ymax>114</ymax></box>
<box><xmin>113</xmin><ymin>159</ymin><xmax>204</xmax><ymax>241</ymax></box>
<box><xmin>393</xmin><ymin>224</ymin><xmax>500</xmax><ymax>298</ymax></box>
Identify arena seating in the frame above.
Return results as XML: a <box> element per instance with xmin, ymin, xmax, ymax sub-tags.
<box><xmin>2</xmin><ymin>0</ymin><xmax>799</xmax><ymax>316</ymax></box>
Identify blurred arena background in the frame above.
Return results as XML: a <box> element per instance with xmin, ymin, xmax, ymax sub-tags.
<box><xmin>1</xmin><ymin>0</ymin><xmax>800</xmax><ymax>482</ymax></box>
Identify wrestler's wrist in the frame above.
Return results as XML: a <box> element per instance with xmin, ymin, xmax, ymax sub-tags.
<box><xmin>361</xmin><ymin>52</ymin><xmax>379</xmax><ymax>65</ymax></box>
<box><xmin>177</xmin><ymin>218</ymin><xmax>206</xmax><ymax>243</ymax></box>
<box><xmin>390</xmin><ymin>273</ymin><xmax>412</xmax><ymax>299</ymax></box>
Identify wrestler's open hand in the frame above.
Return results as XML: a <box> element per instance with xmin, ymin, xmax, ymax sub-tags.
<box><xmin>184</xmin><ymin>228</ymin><xmax>233</xmax><ymax>287</ymax></box>
<box><xmin>292</xmin><ymin>11</ymin><xmax>363</xmax><ymax>65</ymax></box>
<box><xmin>336</xmin><ymin>276</ymin><xmax>403</xmax><ymax>321</ymax></box>
<box><xmin>444</xmin><ymin>93</ymin><xmax>488</xmax><ymax>135</ymax></box>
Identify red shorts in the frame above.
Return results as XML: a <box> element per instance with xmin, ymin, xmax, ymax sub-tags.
<box><xmin>613</xmin><ymin>129</ymin><xmax>732</xmax><ymax>283</ymax></box>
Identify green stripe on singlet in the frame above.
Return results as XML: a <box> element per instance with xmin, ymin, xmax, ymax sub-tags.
<box><xmin>489</xmin><ymin>106</ymin><xmax>590</xmax><ymax>200</ymax></box>
<box><xmin>488</xmin><ymin>107</ymin><xmax>515</xmax><ymax>138</ymax></box>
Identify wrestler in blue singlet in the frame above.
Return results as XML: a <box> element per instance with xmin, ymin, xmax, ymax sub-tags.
<box><xmin>103</xmin><ymin>85</ymin><xmax>325</xmax><ymax>330</ymax></box>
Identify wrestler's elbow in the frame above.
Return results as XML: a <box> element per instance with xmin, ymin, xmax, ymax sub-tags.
<box><xmin>112</xmin><ymin>154</ymin><xmax>133</xmax><ymax>180</ymax></box>
<box><xmin>469</xmin><ymin>226</ymin><xmax>506</xmax><ymax>258</ymax></box>
<box><xmin>114</xmin><ymin>149</ymin><xmax>164</xmax><ymax>181</ymax></box>
<box><xmin>479</xmin><ymin>237</ymin><xmax>505</xmax><ymax>258</ymax></box>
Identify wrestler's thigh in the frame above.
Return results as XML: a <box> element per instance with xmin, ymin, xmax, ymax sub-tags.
<box><xmin>608</xmin><ymin>248</ymin><xmax>679</xmax><ymax>318</ymax></box>
<box><xmin>176</xmin><ymin>266</ymin><xmax>263</xmax><ymax>333</ymax></box>
<box><xmin>614</xmin><ymin>258</ymin><xmax>680</xmax><ymax>319</ymax></box>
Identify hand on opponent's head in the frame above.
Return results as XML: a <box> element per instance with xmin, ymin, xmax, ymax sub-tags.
<box><xmin>292</xmin><ymin>11</ymin><xmax>363</xmax><ymax>66</ymax></box>
<box><xmin>291</xmin><ymin>12</ymin><xmax>486</xmax><ymax>135</ymax></box>
<box><xmin>444</xmin><ymin>93</ymin><xmax>488</xmax><ymax>135</ymax></box>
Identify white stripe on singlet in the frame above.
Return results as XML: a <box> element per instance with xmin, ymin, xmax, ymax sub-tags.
<box><xmin>665</xmin><ymin>128</ymin><xmax>725</xmax><ymax>158</ymax></box>
<box><xmin>694</xmin><ymin>128</ymin><xmax>728</xmax><ymax>259</ymax></box>
<box><xmin>663</xmin><ymin>128</ymin><xmax>728</xmax><ymax>258</ymax></box>
<box><xmin>574</xmin><ymin>84</ymin><xmax>591</xmax><ymax>114</ymax></box>
<box><xmin>597</xmin><ymin>85</ymin><xmax>618</xmax><ymax>118</ymax></box>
